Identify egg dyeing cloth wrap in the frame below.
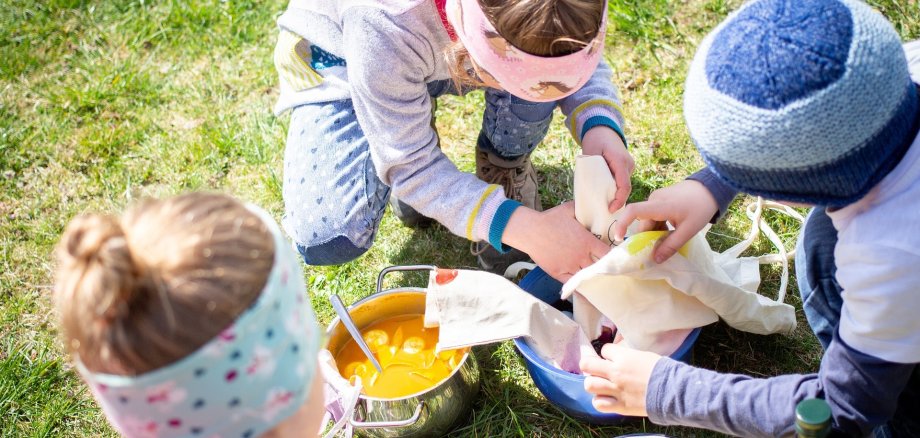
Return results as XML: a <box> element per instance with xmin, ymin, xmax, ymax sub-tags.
<box><xmin>75</xmin><ymin>205</ymin><xmax>322</xmax><ymax>438</ymax></box>
<box><xmin>566</xmin><ymin>156</ymin><xmax>799</xmax><ymax>353</ymax></box>
<box><xmin>445</xmin><ymin>0</ymin><xmax>607</xmax><ymax>102</ymax></box>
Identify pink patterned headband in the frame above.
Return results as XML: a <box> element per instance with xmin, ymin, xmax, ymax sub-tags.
<box><xmin>75</xmin><ymin>205</ymin><xmax>321</xmax><ymax>438</ymax></box>
<box><xmin>446</xmin><ymin>0</ymin><xmax>608</xmax><ymax>102</ymax></box>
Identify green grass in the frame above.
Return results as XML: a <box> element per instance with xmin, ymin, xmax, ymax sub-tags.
<box><xmin>1</xmin><ymin>0</ymin><xmax>918</xmax><ymax>436</ymax></box>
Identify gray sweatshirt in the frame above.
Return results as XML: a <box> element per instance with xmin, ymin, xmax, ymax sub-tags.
<box><xmin>273</xmin><ymin>0</ymin><xmax>625</xmax><ymax>243</ymax></box>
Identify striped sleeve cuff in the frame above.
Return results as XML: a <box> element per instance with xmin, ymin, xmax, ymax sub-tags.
<box><xmin>466</xmin><ymin>185</ymin><xmax>504</xmax><ymax>241</ymax></box>
<box><xmin>567</xmin><ymin>99</ymin><xmax>625</xmax><ymax>144</ymax></box>
<box><xmin>581</xmin><ymin>116</ymin><xmax>627</xmax><ymax>148</ymax></box>
<box><xmin>488</xmin><ymin>200</ymin><xmax>522</xmax><ymax>253</ymax></box>
<box><xmin>474</xmin><ymin>190</ymin><xmax>506</xmax><ymax>242</ymax></box>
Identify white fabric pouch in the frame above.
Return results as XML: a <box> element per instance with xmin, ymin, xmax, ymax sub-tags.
<box><xmin>424</xmin><ymin>269</ymin><xmax>597</xmax><ymax>373</ymax></box>
<box><xmin>565</xmin><ymin>156</ymin><xmax>800</xmax><ymax>353</ymax></box>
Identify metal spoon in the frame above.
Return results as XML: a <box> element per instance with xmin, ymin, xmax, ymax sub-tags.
<box><xmin>330</xmin><ymin>294</ymin><xmax>383</xmax><ymax>374</ymax></box>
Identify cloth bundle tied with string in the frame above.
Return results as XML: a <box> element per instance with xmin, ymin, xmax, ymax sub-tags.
<box><xmin>565</xmin><ymin>156</ymin><xmax>800</xmax><ymax>354</ymax></box>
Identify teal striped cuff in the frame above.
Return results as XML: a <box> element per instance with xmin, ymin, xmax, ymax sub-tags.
<box><xmin>581</xmin><ymin>116</ymin><xmax>627</xmax><ymax>148</ymax></box>
<box><xmin>488</xmin><ymin>199</ymin><xmax>522</xmax><ymax>254</ymax></box>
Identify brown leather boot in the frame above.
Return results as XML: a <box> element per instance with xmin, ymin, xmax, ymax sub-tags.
<box><xmin>472</xmin><ymin>143</ymin><xmax>542</xmax><ymax>274</ymax></box>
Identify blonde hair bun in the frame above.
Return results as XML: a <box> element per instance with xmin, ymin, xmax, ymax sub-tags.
<box><xmin>57</xmin><ymin>213</ymin><xmax>146</xmax><ymax>323</ymax></box>
<box><xmin>54</xmin><ymin>193</ymin><xmax>275</xmax><ymax>375</ymax></box>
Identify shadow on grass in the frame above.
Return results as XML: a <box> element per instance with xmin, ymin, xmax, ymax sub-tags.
<box><xmin>388</xmin><ymin>224</ymin><xmax>477</xmax><ymax>271</ymax></box>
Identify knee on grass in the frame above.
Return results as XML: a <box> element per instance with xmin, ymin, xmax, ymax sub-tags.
<box><xmin>295</xmin><ymin>235</ymin><xmax>371</xmax><ymax>265</ymax></box>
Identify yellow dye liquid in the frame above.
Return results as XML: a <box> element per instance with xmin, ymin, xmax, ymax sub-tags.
<box><xmin>335</xmin><ymin>314</ymin><xmax>467</xmax><ymax>398</ymax></box>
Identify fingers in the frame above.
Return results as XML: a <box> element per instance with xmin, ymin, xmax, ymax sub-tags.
<box><xmin>610</xmin><ymin>217</ymin><xmax>659</xmax><ymax>244</ymax></box>
<box><xmin>651</xmin><ymin>231</ymin><xmax>687</xmax><ymax>264</ymax></box>
<box><xmin>584</xmin><ymin>375</ymin><xmax>618</xmax><ymax>397</ymax></box>
<box><xmin>545</xmin><ymin>266</ymin><xmax>573</xmax><ymax>283</ymax></box>
<box><xmin>635</xmin><ymin>218</ymin><xmax>661</xmax><ymax>233</ymax></box>
<box><xmin>580</xmin><ymin>356</ymin><xmax>626</xmax><ymax>414</ymax></box>
<box><xmin>578</xmin><ymin>355</ymin><xmax>614</xmax><ymax>380</ymax></box>
<box><xmin>606</xmin><ymin>155</ymin><xmax>634</xmax><ymax>213</ymax></box>
<box><xmin>600</xmin><ymin>342</ymin><xmax>622</xmax><ymax>361</ymax></box>
<box><xmin>587</xmin><ymin>238</ymin><xmax>611</xmax><ymax>262</ymax></box>
<box><xmin>612</xmin><ymin>204</ymin><xmax>638</xmax><ymax>241</ymax></box>
<box><xmin>651</xmin><ymin>220</ymin><xmax>702</xmax><ymax>264</ymax></box>
<box><xmin>592</xmin><ymin>395</ymin><xmax>622</xmax><ymax>413</ymax></box>
<box><xmin>579</xmin><ymin>355</ymin><xmax>612</xmax><ymax>378</ymax></box>
<box><xmin>612</xmin><ymin>201</ymin><xmax>668</xmax><ymax>241</ymax></box>
<box><xmin>609</xmin><ymin>185</ymin><xmax>630</xmax><ymax>213</ymax></box>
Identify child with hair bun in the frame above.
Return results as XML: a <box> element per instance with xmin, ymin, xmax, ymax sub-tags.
<box><xmin>54</xmin><ymin>193</ymin><xmax>325</xmax><ymax>438</ymax></box>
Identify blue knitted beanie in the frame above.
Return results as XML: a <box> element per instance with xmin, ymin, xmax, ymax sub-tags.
<box><xmin>684</xmin><ymin>0</ymin><xmax>919</xmax><ymax>206</ymax></box>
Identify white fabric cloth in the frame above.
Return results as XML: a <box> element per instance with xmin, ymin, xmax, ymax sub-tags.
<box><xmin>318</xmin><ymin>349</ymin><xmax>360</xmax><ymax>438</ymax></box>
<box><xmin>564</xmin><ymin>156</ymin><xmax>798</xmax><ymax>353</ymax></box>
<box><xmin>574</xmin><ymin>154</ymin><xmax>640</xmax><ymax>244</ymax></box>
<box><xmin>423</xmin><ymin>269</ymin><xmax>597</xmax><ymax>373</ymax></box>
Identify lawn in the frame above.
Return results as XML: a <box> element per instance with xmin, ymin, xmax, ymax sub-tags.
<box><xmin>1</xmin><ymin>0</ymin><xmax>918</xmax><ymax>436</ymax></box>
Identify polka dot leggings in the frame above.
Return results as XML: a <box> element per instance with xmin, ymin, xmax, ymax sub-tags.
<box><xmin>282</xmin><ymin>80</ymin><xmax>555</xmax><ymax>265</ymax></box>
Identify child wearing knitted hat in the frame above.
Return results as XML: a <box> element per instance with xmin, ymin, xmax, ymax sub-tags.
<box><xmin>53</xmin><ymin>193</ymin><xmax>326</xmax><ymax>438</ymax></box>
<box><xmin>579</xmin><ymin>0</ymin><xmax>920</xmax><ymax>436</ymax></box>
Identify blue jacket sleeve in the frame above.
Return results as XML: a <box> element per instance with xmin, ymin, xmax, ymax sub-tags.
<box><xmin>686</xmin><ymin>167</ymin><xmax>738</xmax><ymax>223</ymax></box>
<box><xmin>646</xmin><ymin>330</ymin><xmax>916</xmax><ymax>437</ymax></box>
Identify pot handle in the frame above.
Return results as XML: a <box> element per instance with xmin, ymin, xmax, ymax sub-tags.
<box><xmin>376</xmin><ymin>265</ymin><xmax>437</xmax><ymax>294</ymax></box>
<box><xmin>349</xmin><ymin>400</ymin><xmax>425</xmax><ymax>429</ymax></box>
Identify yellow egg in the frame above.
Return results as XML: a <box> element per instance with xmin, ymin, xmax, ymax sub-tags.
<box><xmin>362</xmin><ymin>329</ymin><xmax>389</xmax><ymax>347</ymax></box>
<box><xmin>402</xmin><ymin>336</ymin><xmax>425</xmax><ymax>354</ymax></box>
<box><xmin>335</xmin><ymin>314</ymin><xmax>460</xmax><ymax>398</ymax></box>
<box><xmin>625</xmin><ymin>231</ymin><xmax>689</xmax><ymax>257</ymax></box>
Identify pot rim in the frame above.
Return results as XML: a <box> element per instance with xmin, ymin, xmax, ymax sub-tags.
<box><xmin>325</xmin><ymin>287</ymin><xmax>474</xmax><ymax>402</ymax></box>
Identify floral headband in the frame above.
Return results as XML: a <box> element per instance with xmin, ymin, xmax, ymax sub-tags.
<box><xmin>76</xmin><ymin>205</ymin><xmax>321</xmax><ymax>438</ymax></box>
<box><xmin>446</xmin><ymin>0</ymin><xmax>608</xmax><ymax>102</ymax></box>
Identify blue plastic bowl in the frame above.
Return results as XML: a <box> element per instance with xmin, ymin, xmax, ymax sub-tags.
<box><xmin>514</xmin><ymin>266</ymin><xmax>703</xmax><ymax>425</ymax></box>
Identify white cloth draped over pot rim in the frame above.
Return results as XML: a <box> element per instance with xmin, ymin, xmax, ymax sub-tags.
<box><xmin>424</xmin><ymin>269</ymin><xmax>598</xmax><ymax>373</ymax></box>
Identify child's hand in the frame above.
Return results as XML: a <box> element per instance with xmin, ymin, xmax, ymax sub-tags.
<box><xmin>581</xmin><ymin>126</ymin><xmax>634</xmax><ymax>212</ymax></box>
<box><xmin>504</xmin><ymin>202</ymin><xmax>610</xmax><ymax>282</ymax></box>
<box><xmin>580</xmin><ymin>343</ymin><xmax>661</xmax><ymax>417</ymax></box>
<box><xmin>612</xmin><ymin>180</ymin><xmax>718</xmax><ymax>263</ymax></box>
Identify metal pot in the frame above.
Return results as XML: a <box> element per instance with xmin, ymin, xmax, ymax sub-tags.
<box><xmin>325</xmin><ymin>265</ymin><xmax>481</xmax><ymax>438</ymax></box>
